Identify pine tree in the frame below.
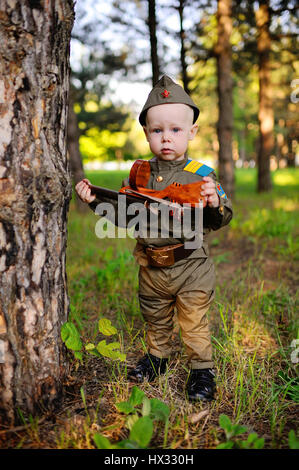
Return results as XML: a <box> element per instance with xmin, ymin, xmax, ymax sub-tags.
<box><xmin>215</xmin><ymin>0</ymin><xmax>235</xmax><ymax>198</ymax></box>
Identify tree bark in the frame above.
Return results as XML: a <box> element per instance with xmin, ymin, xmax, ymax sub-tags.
<box><xmin>67</xmin><ymin>87</ymin><xmax>87</xmax><ymax>212</ymax></box>
<box><xmin>256</xmin><ymin>0</ymin><xmax>274</xmax><ymax>192</ymax></box>
<box><xmin>148</xmin><ymin>0</ymin><xmax>160</xmax><ymax>85</ymax></box>
<box><xmin>215</xmin><ymin>0</ymin><xmax>235</xmax><ymax>199</ymax></box>
<box><xmin>0</xmin><ymin>0</ymin><xmax>74</xmax><ymax>424</ymax></box>
<box><xmin>286</xmin><ymin>133</ymin><xmax>296</xmax><ymax>167</ymax></box>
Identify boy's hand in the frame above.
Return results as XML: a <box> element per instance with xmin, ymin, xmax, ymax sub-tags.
<box><xmin>75</xmin><ymin>179</ymin><xmax>96</xmax><ymax>203</ymax></box>
<box><xmin>201</xmin><ymin>176</ymin><xmax>220</xmax><ymax>208</ymax></box>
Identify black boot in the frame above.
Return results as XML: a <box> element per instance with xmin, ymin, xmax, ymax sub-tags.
<box><xmin>128</xmin><ymin>353</ymin><xmax>168</xmax><ymax>382</ymax></box>
<box><xmin>186</xmin><ymin>368</ymin><xmax>216</xmax><ymax>402</ymax></box>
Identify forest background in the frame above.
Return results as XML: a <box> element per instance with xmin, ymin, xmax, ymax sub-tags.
<box><xmin>0</xmin><ymin>0</ymin><xmax>298</xmax><ymax>451</ymax></box>
<box><xmin>68</xmin><ymin>0</ymin><xmax>298</xmax><ymax>201</ymax></box>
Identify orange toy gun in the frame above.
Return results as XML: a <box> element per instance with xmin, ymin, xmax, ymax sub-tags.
<box><xmin>88</xmin><ymin>159</ymin><xmax>206</xmax><ymax>210</ymax></box>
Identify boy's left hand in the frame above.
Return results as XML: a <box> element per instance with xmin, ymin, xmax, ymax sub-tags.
<box><xmin>201</xmin><ymin>176</ymin><xmax>220</xmax><ymax>208</ymax></box>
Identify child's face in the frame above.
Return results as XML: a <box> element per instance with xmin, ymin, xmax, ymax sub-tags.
<box><xmin>143</xmin><ymin>103</ymin><xmax>198</xmax><ymax>161</ymax></box>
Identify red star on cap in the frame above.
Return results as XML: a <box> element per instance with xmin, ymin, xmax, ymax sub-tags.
<box><xmin>161</xmin><ymin>89</ymin><xmax>170</xmax><ymax>98</ymax></box>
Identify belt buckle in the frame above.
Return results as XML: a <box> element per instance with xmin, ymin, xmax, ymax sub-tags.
<box><xmin>146</xmin><ymin>247</ymin><xmax>175</xmax><ymax>267</ymax></box>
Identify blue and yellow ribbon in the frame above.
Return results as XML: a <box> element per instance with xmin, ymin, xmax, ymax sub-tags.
<box><xmin>184</xmin><ymin>159</ymin><xmax>214</xmax><ymax>177</ymax></box>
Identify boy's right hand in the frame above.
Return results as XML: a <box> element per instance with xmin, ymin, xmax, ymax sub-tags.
<box><xmin>75</xmin><ymin>179</ymin><xmax>96</xmax><ymax>203</ymax></box>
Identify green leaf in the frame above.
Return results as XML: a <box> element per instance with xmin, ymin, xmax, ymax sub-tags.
<box><xmin>129</xmin><ymin>416</ymin><xmax>153</xmax><ymax>448</ymax></box>
<box><xmin>74</xmin><ymin>351</ymin><xmax>83</xmax><ymax>360</ymax></box>
<box><xmin>96</xmin><ymin>340</ymin><xmax>110</xmax><ymax>357</ymax></box>
<box><xmin>240</xmin><ymin>433</ymin><xmax>264</xmax><ymax>449</ymax></box>
<box><xmin>247</xmin><ymin>433</ymin><xmax>258</xmax><ymax>443</ymax></box>
<box><xmin>85</xmin><ymin>343</ymin><xmax>96</xmax><ymax>350</ymax></box>
<box><xmin>96</xmin><ymin>340</ymin><xmax>120</xmax><ymax>358</ymax></box>
<box><xmin>216</xmin><ymin>441</ymin><xmax>234</xmax><ymax>449</ymax></box>
<box><xmin>61</xmin><ymin>322</ymin><xmax>82</xmax><ymax>351</ymax></box>
<box><xmin>126</xmin><ymin>414</ymin><xmax>139</xmax><ymax>430</ymax></box>
<box><xmin>98</xmin><ymin>318</ymin><xmax>117</xmax><ymax>336</ymax></box>
<box><xmin>239</xmin><ymin>440</ymin><xmax>248</xmax><ymax>449</ymax></box>
<box><xmin>95</xmin><ymin>339</ymin><xmax>126</xmax><ymax>361</ymax></box>
<box><xmin>149</xmin><ymin>398</ymin><xmax>170</xmax><ymax>422</ymax></box>
<box><xmin>289</xmin><ymin>430</ymin><xmax>299</xmax><ymax>449</ymax></box>
<box><xmin>253</xmin><ymin>438</ymin><xmax>264</xmax><ymax>449</ymax></box>
<box><xmin>142</xmin><ymin>397</ymin><xmax>151</xmax><ymax>417</ymax></box>
<box><xmin>129</xmin><ymin>386</ymin><xmax>145</xmax><ymax>406</ymax></box>
<box><xmin>219</xmin><ymin>414</ymin><xmax>232</xmax><ymax>432</ymax></box>
<box><xmin>115</xmin><ymin>401</ymin><xmax>135</xmax><ymax>414</ymax></box>
<box><xmin>109</xmin><ymin>350</ymin><xmax>127</xmax><ymax>361</ymax></box>
<box><xmin>93</xmin><ymin>433</ymin><xmax>113</xmax><ymax>449</ymax></box>
<box><xmin>232</xmin><ymin>424</ymin><xmax>248</xmax><ymax>437</ymax></box>
<box><xmin>86</xmin><ymin>348</ymin><xmax>102</xmax><ymax>358</ymax></box>
<box><xmin>117</xmin><ymin>352</ymin><xmax>127</xmax><ymax>361</ymax></box>
<box><xmin>116</xmin><ymin>439</ymin><xmax>139</xmax><ymax>449</ymax></box>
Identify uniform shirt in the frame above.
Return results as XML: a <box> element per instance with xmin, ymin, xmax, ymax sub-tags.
<box><xmin>89</xmin><ymin>154</ymin><xmax>233</xmax><ymax>261</ymax></box>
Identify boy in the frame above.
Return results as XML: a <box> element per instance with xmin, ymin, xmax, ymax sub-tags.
<box><xmin>76</xmin><ymin>75</ymin><xmax>233</xmax><ymax>401</ymax></box>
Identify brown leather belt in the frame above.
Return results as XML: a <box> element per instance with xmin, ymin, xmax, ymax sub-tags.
<box><xmin>145</xmin><ymin>243</ymin><xmax>195</xmax><ymax>267</ymax></box>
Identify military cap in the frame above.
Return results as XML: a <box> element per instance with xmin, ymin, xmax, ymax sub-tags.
<box><xmin>139</xmin><ymin>75</ymin><xmax>200</xmax><ymax>126</ymax></box>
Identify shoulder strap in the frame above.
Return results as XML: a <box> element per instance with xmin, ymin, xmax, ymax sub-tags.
<box><xmin>183</xmin><ymin>158</ymin><xmax>214</xmax><ymax>177</ymax></box>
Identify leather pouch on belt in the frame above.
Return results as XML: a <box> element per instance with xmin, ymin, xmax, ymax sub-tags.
<box><xmin>133</xmin><ymin>242</ymin><xmax>149</xmax><ymax>267</ymax></box>
<box><xmin>146</xmin><ymin>244</ymin><xmax>183</xmax><ymax>267</ymax></box>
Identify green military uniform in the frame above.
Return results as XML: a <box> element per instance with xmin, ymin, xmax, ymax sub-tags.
<box><xmin>89</xmin><ymin>76</ymin><xmax>233</xmax><ymax>371</ymax></box>
<box><xmin>132</xmin><ymin>154</ymin><xmax>232</xmax><ymax>369</ymax></box>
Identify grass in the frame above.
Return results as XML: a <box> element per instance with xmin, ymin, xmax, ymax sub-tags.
<box><xmin>1</xmin><ymin>167</ymin><xmax>298</xmax><ymax>449</ymax></box>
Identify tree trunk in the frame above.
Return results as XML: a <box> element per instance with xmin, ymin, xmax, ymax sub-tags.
<box><xmin>215</xmin><ymin>0</ymin><xmax>235</xmax><ymax>199</ymax></box>
<box><xmin>286</xmin><ymin>133</ymin><xmax>295</xmax><ymax>167</ymax></box>
<box><xmin>148</xmin><ymin>0</ymin><xmax>160</xmax><ymax>85</ymax></box>
<box><xmin>0</xmin><ymin>0</ymin><xmax>74</xmax><ymax>424</ymax></box>
<box><xmin>256</xmin><ymin>0</ymin><xmax>274</xmax><ymax>192</ymax></box>
<box><xmin>178</xmin><ymin>0</ymin><xmax>190</xmax><ymax>94</ymax></box>
<box><xmin>67</xmin><ymin>87</ymin><xmax>87</xmax><ymax>212</ymax></box>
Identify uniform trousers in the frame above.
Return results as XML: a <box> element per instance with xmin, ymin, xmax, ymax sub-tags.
<box><xmin>138</xmin><ymin>256</ymin><xmax>215</xmax><ymax>370</ymax></box>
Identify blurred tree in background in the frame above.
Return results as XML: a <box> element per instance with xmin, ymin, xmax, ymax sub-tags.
<box><xmin>69</xmin><ymin>0</ymin><xmax>298</xmax><ymax>193</ymax></box>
